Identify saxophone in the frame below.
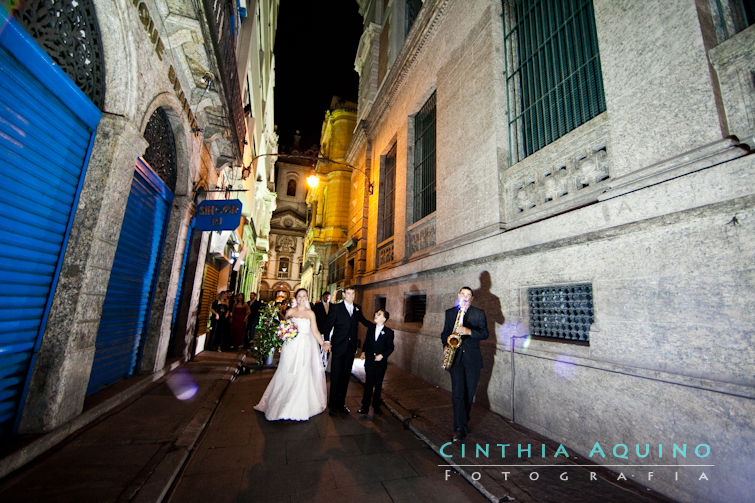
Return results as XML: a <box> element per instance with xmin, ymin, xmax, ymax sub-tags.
<box><xmin>442</xmin><ymin>308</ymin><xmax>464</xmax><ymax>371</ymax></box>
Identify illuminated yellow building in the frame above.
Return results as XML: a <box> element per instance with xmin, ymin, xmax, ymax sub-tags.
<box><xmin>302</xmin><ymin>98</ymin><xmax>358</xmax><ymax>297</ymax></box>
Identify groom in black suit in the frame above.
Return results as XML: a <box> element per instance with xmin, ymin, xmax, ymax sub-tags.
<box><xmin>323</xmin><ymin>286</ymin><xmax>369</xmax><ymax>416</ymax></box>
<box><xmin>441</xmin><ymin>286</ymin><xmax>489</xmax><ymax>442</ymax></box>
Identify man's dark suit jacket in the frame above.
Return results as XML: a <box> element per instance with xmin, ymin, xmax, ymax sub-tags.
<box><xmin>312</xmin><ymin>301</ymin><xmax>330</xmax><ymax>335</ymax></box>
<box><xmin>440</xmin><ymin>305</ymin><xmax>489</xmax><ymax>368</ymax></box>
<box><xmin>362</xmin><ymin>324</ymin><xmax>394</xmax><ymax>362</ymax></box>
<box><xmin>323</xmin><ymin>302</ymin><xmax>368</xmax><ymax>357</ymax></box>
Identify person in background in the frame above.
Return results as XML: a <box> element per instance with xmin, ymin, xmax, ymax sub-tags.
<box><xmin>209</xmin><ymin>292</ymin><xmax>230</xmax><ymax>352</ymax></box>
<box><xmin>312</xmin><ymin>291</ymin><xmax>331</xmax><ymax>335</ymax></box>
<box><xmin>358</xmin><ymin>309</ymin><xmax>394</xmax><ymax>416</ymax></box>
<box><xmin>246</xmin><ymin>292</ymin><xmax>262</xmax><ymax>349</ymax></box>
<box><xmin>230</xmin><ymin>293</ymin><xmax>250</xmax><ymax>350</ymax></box>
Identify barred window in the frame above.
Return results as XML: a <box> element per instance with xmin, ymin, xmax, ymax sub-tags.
<box><xmin>503</xmin><ymin>0</ymin><xmax>606</xmax><ymax>163</ymax></box>
<box><xmin>378</xmin><ymin>144</ymin><xmax>396</xmax><ymax>243</ymax></box>
<box><xmin>528</xmin><ymin>283</ymin><xmax>593</xmax><ymax>343</ymax></box>
<box><xmin>413</xmin><ymin>92</ymin><xmax>436</xmax><ymax>222</ymax></box>
<box><xmin>327</xmin><ymin>251</ymin><xmax>346</xmax><ymax>284</ymax></box>
<box><xmin>406</xmin><ymin>0</ymin><xmax>423</xmax><ymax>35</ymax></box>
<box><xmin>404</xmin><ymin>293</ymin><xmax>427</xmax><ymax>323</ymax></box>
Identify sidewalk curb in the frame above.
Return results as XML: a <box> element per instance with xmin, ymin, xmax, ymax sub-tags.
<box><xmin>381</xmin><ymin>394</ymin><xmax>513</xmax><ymax>503</ymax></box>
<box><xmin>132</xmin><ymin>356</ymin><xmax>245</xmax><ymax>502</ymax></box>
<box><xmin>0</xmin><ymin>359</ymin><xmax>184</xmax><ymax>480</ymax></box>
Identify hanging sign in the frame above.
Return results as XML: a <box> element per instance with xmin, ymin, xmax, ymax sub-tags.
<box><xmin>195</xmin><ymin>199</ymin><xmax>242</xmax><ymax>231</ymax></box>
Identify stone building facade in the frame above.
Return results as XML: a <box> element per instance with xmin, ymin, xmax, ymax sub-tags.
<box><xmin>0</xmin><ymin>0</ymin><xmax>278</xmax><ymax>443</ymax></box>
<box><xmin>301</xmin><ymin>98</ymin><xmax>359</xmax><ymax>298</ymax></box>
<box><xmin>346</xmin><ymin>1</ymin><xmax>754</xmax><ymax>502</ymax></box>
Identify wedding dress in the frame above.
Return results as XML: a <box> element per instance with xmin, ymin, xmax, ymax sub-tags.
<box><xmin>254</xmin><ymin>317</ymin><xmax>327</xmax><ymax>421</ymax></box>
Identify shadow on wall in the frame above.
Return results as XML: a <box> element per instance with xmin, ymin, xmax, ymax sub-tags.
<box><xmin>473</xmin><ymin>271</ymin><xmax>504</xmax><ymax>409</ymax></box>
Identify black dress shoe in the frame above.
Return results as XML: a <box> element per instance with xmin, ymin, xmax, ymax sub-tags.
<box><xmin>372</xmin><ymin>406</ymin><xmax>382</xmax><ymax>415</ymax></box>
<box><xmin>329</xmin><ymin>409</ymin><xmax>338</xmax><ymax>417</ymax></box>
<box><xmin>357</xmin><ymin>408</ymin><xmax>368</xmax><ymax>415</ymax></box>
<box><xmin>340</xmin><ymin>406</ymin><xmax>351</xmax><ymax>414</ymax></box>
<box><xmin>452</xmin><ymin>431</ymin><xmax>466</xmax><ymax>443</ymax></box>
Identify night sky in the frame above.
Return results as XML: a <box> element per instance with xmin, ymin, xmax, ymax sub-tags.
<box><xmin>274</xmin><ymin>0</ymin><xmax>363</xmax><ymax>153</ymax></box>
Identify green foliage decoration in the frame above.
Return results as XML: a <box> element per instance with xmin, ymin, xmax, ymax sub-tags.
<box><xmin>249</xmin><ymin>301</ymin><xmax>284</xmax><ymax>367</ymax></box>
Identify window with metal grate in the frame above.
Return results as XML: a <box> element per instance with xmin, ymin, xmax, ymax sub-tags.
<box><xmin>413</xmin><ymin>92</ymin><xmax>436</xmax><ymax>222</ymax></box>
<box><xmin>503</xmin><ymin>0</ymin><xmax>606</xmax><ymax>163</ymax></box>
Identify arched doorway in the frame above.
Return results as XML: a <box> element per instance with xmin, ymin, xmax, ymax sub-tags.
<box><xmin>87</xmin><ymin>107</ymin><xmax>176</xmax><ymax>394</ymax></box>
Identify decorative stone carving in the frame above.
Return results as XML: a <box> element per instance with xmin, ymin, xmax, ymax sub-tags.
<box><xmin>377</xmin><ymin>239</ymin><xmax>394</xmax><ymax>267</ymax></box>
<box><xmin>276</xmin><ymin>236</ymin><xmax>295</xmax><ymax>254</ymax></box>
<box><xmin>406</xmin><ymin>217</ymin><xmax>436</xmax><ymax>257</ymax></box>
<box><xmin>512</xmin><ymin>146</ymin><xmax>611</xmax><ymax>214</ymax></box>
<box><xmin>575</xmin><ymin>149</ymin><xmax>609</xmax><ymax>189</ymax></box>
<box><xmin>12</xmin><ymin>0</ymin><xmax>106</xmax><ymax>109</ymax></box>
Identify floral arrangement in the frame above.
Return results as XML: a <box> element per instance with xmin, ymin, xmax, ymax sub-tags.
<box><xmin>249</xmin><ymin>301</ymin><xmax>283</xmax><ymax>368</ymax></box>
<box><xmin>276</xmin><ymin>319</ymin><xmax>298</xmax><ymax>343</ymax></box>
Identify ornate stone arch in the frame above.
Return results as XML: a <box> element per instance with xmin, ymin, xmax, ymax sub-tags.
<box><xmin>139</xmin><ymin>93</ymin><xmax>191</xmax><ymax>196</ymax></box>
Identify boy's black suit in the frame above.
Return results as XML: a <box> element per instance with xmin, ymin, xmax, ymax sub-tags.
<box><xmin>323</xmin><ymin>302</ymin><xmax>369</xmax><ymax>412</ymax></box>
<box><xmin>360</xmin><ymin>323</ymin><xmax>394</xmax><ymax>411</ymax></box>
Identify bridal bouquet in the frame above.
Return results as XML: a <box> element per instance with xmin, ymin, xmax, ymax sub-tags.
<box><xmin>276</xmin><ymin>319</ymin><xmax>298</xmax><ymax>343</ymax></box>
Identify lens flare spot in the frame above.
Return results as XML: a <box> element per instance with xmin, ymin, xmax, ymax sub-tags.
<box><xmin>167</xmin><ymin>369</ymin><xmax>198</xmax><ymax>401</ymax></box>
<box><xmin>553</xmin><ymin>358</ymin><xmax>577</xmax><ymax>380</ymax></box>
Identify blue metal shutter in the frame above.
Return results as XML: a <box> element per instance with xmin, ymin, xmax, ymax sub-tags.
<box><xmin>0</xmin><ymin>9</ymin><xmax>100</xmax><ymax>435</ymax></box>
<box><xmin>87</xmin><ymin>159</ymin><xmax>173</xmax><ymax>394</ymax></box>
<box><xmin>168</xmin><ymin>223</ymin><xmax>194</xmax><ymax>350</ymax></box>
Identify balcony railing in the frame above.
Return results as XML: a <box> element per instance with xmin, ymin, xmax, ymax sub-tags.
<box><xmin>203</xmin><ymin>0</ymin><xmax>246</xmax><ymax>157</ymax></box>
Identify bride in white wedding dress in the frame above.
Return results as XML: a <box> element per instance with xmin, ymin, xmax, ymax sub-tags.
<box><xmin>254</xmin><ymin>288</ymin><xmax>331</xmax><ymax>421</ymax></box>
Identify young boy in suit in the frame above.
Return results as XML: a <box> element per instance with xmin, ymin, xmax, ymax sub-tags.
<box><xmin>358</xmin><ymin>309</ymin><xmax>394</xmax><ymax>415</ymax></box>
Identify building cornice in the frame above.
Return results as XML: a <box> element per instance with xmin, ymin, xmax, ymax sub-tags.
<box><xmin>346</xmin><ymin>120</ymin><xmax>369</xmax><ymax>165</ymax></box>
<box><xmin>362</xmin><ymin>0</ymin><xmax>450</xmax><ymax>138</ymax></box>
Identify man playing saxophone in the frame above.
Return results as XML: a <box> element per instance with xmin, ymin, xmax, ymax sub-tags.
<box><xmin>441</xmin><ymin>286</ymin><xmax>489</xmax><ymax>443</ymax></box>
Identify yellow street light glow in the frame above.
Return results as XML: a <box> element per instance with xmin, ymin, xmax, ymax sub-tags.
<box><xmin>306</xmin><ymin>174</ymin><xmax>319</xmax><ymax>188</ymax></box>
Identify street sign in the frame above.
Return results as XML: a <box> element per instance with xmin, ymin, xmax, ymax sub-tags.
<box><xmin>195</xmin><ymin>199</ymin><xmax>242</xmax><ymax>231</ymax></box>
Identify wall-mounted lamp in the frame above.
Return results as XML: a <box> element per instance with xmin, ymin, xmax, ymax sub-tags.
<box><xmin>248</xmin><ymin>152</ymin><xmax>374</xmax><ymax>195</ymax></box>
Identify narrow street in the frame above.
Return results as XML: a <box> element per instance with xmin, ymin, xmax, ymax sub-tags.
<box><xmin>166</xmin><ymin>366</ymin><xmax>487</xmax><ymax>502</ymax></box>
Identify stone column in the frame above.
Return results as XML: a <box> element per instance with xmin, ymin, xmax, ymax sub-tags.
<box><xmin>19</xmin><ymin>114</ymin><xmax>147</xmax><ymax>433</ymax></box>
<box><xmin>140</xmin><ymin>194</ymin><xmax>194</xmax><ymax>373</ymax></box>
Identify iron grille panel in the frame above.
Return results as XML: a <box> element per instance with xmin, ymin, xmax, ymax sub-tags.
<box><xmin>203</xmin><ymin>0</ymin><xmax>246</xmax><ymax>158</ymax></box>
<box><xmin>10</xmin><ymin>0</ymin><xmax>106</xmax><ymax>109</ymax></box>
<box><xmin>378</xmin><ymin>144</ymin><xmax>396</xmax><ymax>242</ymax></box>
<box><xmin>143</xmin><ymin>108</ymin><xmax>177</xmax><ymax>192</ymax></box>
<box><xmin>413</xmin><ymin>92</ymin><xmax>436</xmax><ymax>222</ymax></box>
<box><xmin>503</xmin><ymin>0</ymin><xmax>605</xmax><ymax>163</ymax></box>
<box><xmin>528</xmin><ymin>283</ymin><xmax>593</xmax><ymax>343</ymax></box>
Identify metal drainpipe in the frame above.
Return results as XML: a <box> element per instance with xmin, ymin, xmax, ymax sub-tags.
<box><xmin>510</xmin><ymin>334</ymin><xmax>528</xmax><ymax>424</ymax></box>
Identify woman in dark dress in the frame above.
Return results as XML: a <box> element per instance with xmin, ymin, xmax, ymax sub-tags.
<box><xmin>230</xmin><ymin>293</ymin><xmax>250</xmax><ymax>349</ymax></box>
<box><xmin>209</xmin><ymin>292</ymin><xmax>230</xmax><ymax>351</ymax></box>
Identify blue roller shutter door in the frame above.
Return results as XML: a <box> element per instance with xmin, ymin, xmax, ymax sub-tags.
<box><xmin>87</xmin><ymin>159</ymin><xmax>173</xmax><ymax>394</ymax></box>
<box><xmin>0</xmin><ymin>9</ymin><xmax>100</xmax><ymax>435</ymax></box>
